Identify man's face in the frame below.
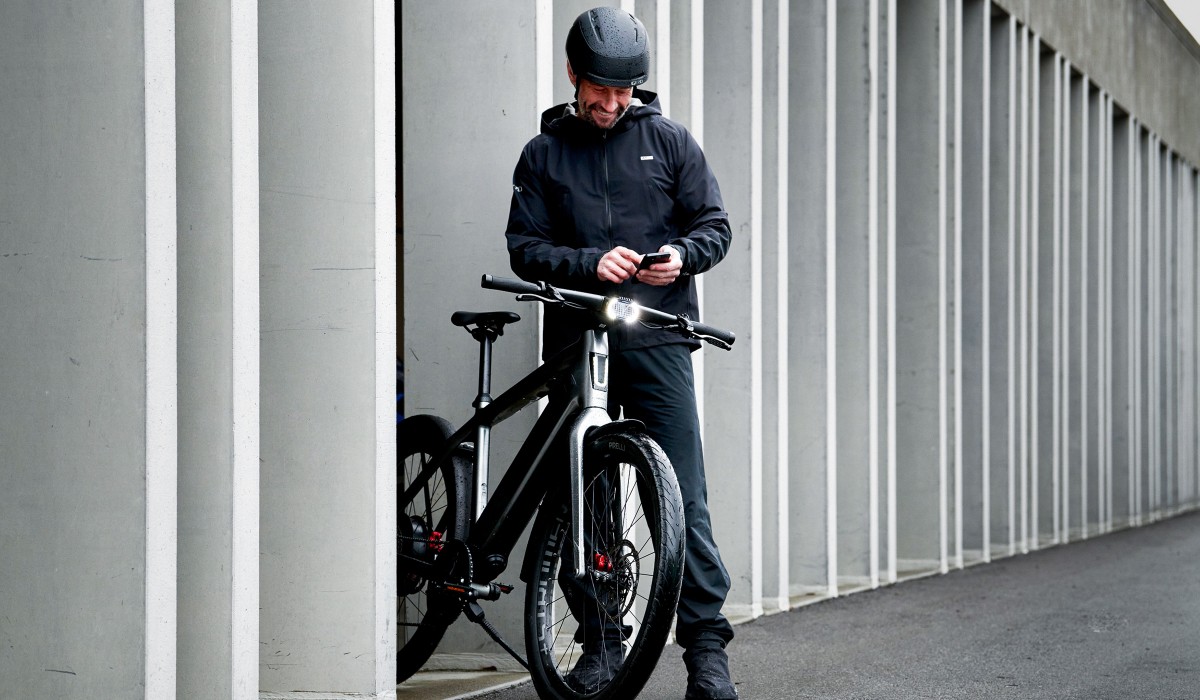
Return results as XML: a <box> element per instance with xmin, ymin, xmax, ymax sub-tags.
<box><xmin>575</xmin><ymin>78</ymin><xmax>633</xmax><ymax>130</ymax></box>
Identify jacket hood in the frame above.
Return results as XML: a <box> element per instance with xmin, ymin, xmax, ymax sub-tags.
<box><xmin>540</xmin><ymin>89</ymin><xmax>662</xmax><ymax>137</ymax></box>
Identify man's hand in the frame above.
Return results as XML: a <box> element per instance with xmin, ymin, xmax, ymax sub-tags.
<box><xmin>635</xmin><ymin>245</ymin><xmax>683</xmax><ymax>286</ymax></box>
<box><xmin>597</xmin><ymin>246</ymin><xmax>640</xmax><ymax>283</ymax></box>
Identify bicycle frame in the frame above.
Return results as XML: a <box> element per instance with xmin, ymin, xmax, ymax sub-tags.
<box><xmin>403</xmin><ymin>323</ymin><xmax>630</xmax><ymax>583</ymax></box>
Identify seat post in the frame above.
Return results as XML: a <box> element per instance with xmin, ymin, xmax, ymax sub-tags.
<box><xmin>471</xmin><ymin>328</ymin><xmax>497</xmax><ymax>519</ymax></box>
<box><xmin>451</xmin><ymin>310</ymin><xmax>519</xmax><ymax>518</ymax></box>
<box><xmin>474</xmin><ymin>331</ymin><xmax>495</xmax><ymax>409</ymax></box>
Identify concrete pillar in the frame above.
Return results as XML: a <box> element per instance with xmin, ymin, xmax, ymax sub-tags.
<box><xmin>0</xmin><ymin>1</ymin><xmax>177</xmax><ymax>697</ymax></box>
<box><xmin>1100</xmin><ymin>93</ymin><xmax>1115</xmax><ymax>533</ymax></box>
<box><xmin>1180</xmin><ymin>165</ymin><xmax>1198</xmax><ymax>508</ymax></box>
<box><xmin>401</xmin><ymin>0</ymin><xmax>542</xmax><ymax>668</ymax></box>
<box><xmin>1015</xmin><ymin>24</ymin><xmax>1033</xmax><ymax>555</ymax></box>
<box><xmin>1084</xmin><ymin>82</ymin><xmax>1104</xmax><ymax>536</ymax></box>
<box><xmin>1135</xmin><ymin>126</ymin><xmax>1150</xmax><ymax>523</ymax></box>
<box><xmin>759</xmin><ymin>0</ymin><xmax>791</xmax><ymax>614</ymax></box>
<box><xmin>175</xmin><ymin>1</ymin><xmax>259</xmax><ymax>697</ymax></box>
<box><xmin>959</xmin><ymin>0</ymin><xmax>989</xmax><ymax>562</ymax></box>
<box><xmin>786</xmin><ymin>0</ymin><xmax>837</xmax><ymax>602</ymax></box>
<box><xmin>1035</xmin><ymin>47</ymin><xmax>1062</xmax><ymax>546</ymax></box>
<box><xmin>553</xmin><ymin>0</ymin><xmax>597</xmax><ymax>108</ymax></box>
<box><xmin>1154</xmin><ymin>143</ymin><xmax>1171</xmax><ymax>515</ymax></box>
<box><xmin>258</xmin><ymin>1</ymin><xmax>395</xmax><ymax>693</ymax></box>
<box><xmin>1154</xmin><ymin>138</ymin><xmax>1165</xmax><ymax>516</ymax></box>
<box><xmin>668</xmin><ymin>0</ymin><xmax>700</xmax><ymax>130</ymax></box>
<box><xmin>701</xmin><ymin>0</ymin><xmax>764</xmax><ymax>622</ymax></box>
<box><xmin>1064</xmin><ymin>66</ymin><xmax>1085</xmax><ymax>539</ymax></box>
<box><xmin>948</xmin><ymin>0</ymin><xmax>965</xmax><ymax>570</ymax></box>
<box><xmin>1189</xmin><ymin>166</ymin><xmax>1200</xmax><ymax>506</ymax></box>
<box><xmin>1108</xmin><ymin>112</ymin><xmax>1134</xmax><ymax>526</ymax></box>
<box><xmin>834</xmin><ymin>0</ymin><xmax>885</xmax><ymax>591</ymax></box>
<box><xmin>894</xmin><ymin>0</ymin><xmax>950</xmax><ymax>576</ymax></box>
<box><xmin>1163</xmin><ymin>151</ymin><xmax>1177</xmax><ymax>512</ymax></box>
<box><xmin>986</xmin><ymin>13</ymin><xmax>1017</xmax><ymax>557</ymax></box>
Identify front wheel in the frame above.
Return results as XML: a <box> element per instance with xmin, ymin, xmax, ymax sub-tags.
<box><xmin>523</xmin><ymin>429</ymin><xmax>685</xmax><ymax>700</ymax></box>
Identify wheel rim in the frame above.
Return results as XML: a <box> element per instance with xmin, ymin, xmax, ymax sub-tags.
<box><xmin>398</xmin><ymin>447</ymin><xmax>453</xmax><ymax>649</ymax></box>
<box><xmin>536</xmin><ymin>459</ymin><xmax>661</xmax><ymax>689</ymax></box>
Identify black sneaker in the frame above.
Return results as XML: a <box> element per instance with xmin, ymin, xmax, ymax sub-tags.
<box><xmin>565</xmin><ymin>640</ymin><xmax>624</xmax><ymax>693</ymax></box>
<box><xmin>684</xmin><ymin>646</ymin><xmax>738</xmax><ymax>700</ymax></box>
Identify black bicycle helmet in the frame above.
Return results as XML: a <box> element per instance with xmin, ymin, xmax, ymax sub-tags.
<box><xmin>566</xmin><ymin>7</ymin><xmax>649</xmax><ymax>88</ymax></box>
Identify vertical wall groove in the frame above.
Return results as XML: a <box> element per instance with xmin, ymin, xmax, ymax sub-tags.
<box><xmin>144</xmin><ymin>0</ymin><xmax>178</xmax><ymax>694</ymax></box>
<box><xmin>372</xmin><ymin>0</ymin><xmax>397</xmax><ymax>693</ymax></box>
<box><xmin>229</xmin><ymin>1</ymin><xmax>260</xmax><ymax>695</ymax></box>
<box><xmin>824</xmin><ymin>0</ymin><xmax>840</xmax><ymax>596</ymax></box>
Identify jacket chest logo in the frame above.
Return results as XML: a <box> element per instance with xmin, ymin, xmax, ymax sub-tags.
<box><xmin>640</xmin><ymin>155</ymin><xmax>655</xmax><ymax>161</ymax></box>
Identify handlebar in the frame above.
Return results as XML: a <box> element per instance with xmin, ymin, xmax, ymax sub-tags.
<box><xmin>482</xmin><ymin>275</ymin><xmax>541</xmax><ymax>295</ymax></box>
<box><xmin>481</xmin><ymin>274</ymin><xmax>736</xmax><ymax>350</ymax></box>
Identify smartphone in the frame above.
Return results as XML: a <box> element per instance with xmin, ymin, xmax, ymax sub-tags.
<box><xmin>637</xmin><ymin>251</ymin><xmax>672</xmax><ymax>270</ymax></box>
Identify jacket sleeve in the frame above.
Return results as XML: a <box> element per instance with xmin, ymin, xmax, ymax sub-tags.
<box><xmin>505</xmin><ymin>147</ymin><xmax>605</xmax><ymax>286</ymax></box>
<box><xmin>668</xmin><ymin>128</ymin><xmax>732</xmax><ymax>276</ymax></box>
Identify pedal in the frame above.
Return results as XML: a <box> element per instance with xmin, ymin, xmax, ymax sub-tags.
<box><xmin>435</xmin><ymin>580</ymin><xmax>514</xmax><ymax>601</ymax></box>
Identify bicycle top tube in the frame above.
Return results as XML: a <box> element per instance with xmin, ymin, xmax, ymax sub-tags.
<box><xmin>480</xmin><ymin>274</ymin><xmax>737</xmax><ymax>350</ymax></box>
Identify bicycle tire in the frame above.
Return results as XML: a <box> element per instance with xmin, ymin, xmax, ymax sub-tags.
<box><xmin>523</xmin><ymin>428</ymin><xmax>685</xmax><ymax>700</ymax></box>
<box><xmin>397</xmin><ymin>414</ymin><xmax>470</xmax><ymax>683</ymax></box>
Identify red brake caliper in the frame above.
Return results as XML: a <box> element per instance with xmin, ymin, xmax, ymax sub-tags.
<box><xmin>429</xmin><ymin>531</ymin><xmax>444</xmax><ymax>553</ymax></box>
<box><xmin>594</xmin><ymin>552</ymin><xmax>612</xmax><ymax>572</ymax></box>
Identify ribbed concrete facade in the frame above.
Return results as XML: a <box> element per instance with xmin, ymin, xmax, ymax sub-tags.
<box><xmin>405</xmin><ymin>0</ymin><xmax>1200</xmax><ymax>672</ymax></box>
<box><xmin>0</xmin><ymin>1</ymin><xmax>1197</xmax><ymax>698</ymax></box>
<box><xmin>405</xmin><ymin>0</ymin><xmax>1200</xmax><ymax>670</ymax></box>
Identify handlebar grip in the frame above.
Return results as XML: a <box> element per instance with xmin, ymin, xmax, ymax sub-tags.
<box><xmin>481</xmin><ymin>274</ymin><xmax>540</xmax><ymax>295</ymax></box>
<box><xmin>691</xmin><ymin>321</ymin><xmax>736</xmax><ymax>347</ymax></box>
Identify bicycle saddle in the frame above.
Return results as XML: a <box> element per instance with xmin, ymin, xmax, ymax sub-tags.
<box><xmin>451</xmin><ymin>310</ymin><xmax>521</xmax><ymax>334</ymax></box>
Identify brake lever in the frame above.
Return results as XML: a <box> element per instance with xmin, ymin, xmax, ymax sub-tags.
<box><xmin>695</xmin><ymin>334</ymin><xmax>732</xmax><ymax>351</ymax></box>
<box><xmin>516</xmin><ymin>281</ymin><xmax>567</xmax><ymax>306</ymax></box>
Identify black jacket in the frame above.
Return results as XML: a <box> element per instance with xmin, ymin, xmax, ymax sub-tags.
<box><xmin>505</xmin><ymin>90</ymin><xmax>732</xmax><ymax>354</ymax></box>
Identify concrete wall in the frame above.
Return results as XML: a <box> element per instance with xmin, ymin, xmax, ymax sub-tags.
<box><xmin>401</xmin><ymin>0</ymin><xmax>1200</xmax><ymax>668</ymax></box>
<box><xmin>258</xmin><ymin>1</ymin><xmax>394</xmax><ymax>694</ymax></box>
<box><xmin>0</xmin><ymin>0</ymin><xmax>1198</xmax><ymax>697</ymax></box>
<box><xmin>1</xmin><ymin>0</ymin><xmax>394</xmax><ymax>697</ymax></box>
<box><xmin>176</xmin><ymin>0</ymin><xmax>258</xmax><ymax>697</ymax></box>
<box><xmin>0</xmin><ymin>1</ymin><xmax>176</xmax><ymax>697</ymax></box>
<box><xmin>400</xmin><ymin>0</ymin><xmax>543</xmax><ymax>665</ymax></box>
<box><xmin>994</xmin><ymin>0</ymin><xmax>1200</xmax><ymax>166</ymax></box>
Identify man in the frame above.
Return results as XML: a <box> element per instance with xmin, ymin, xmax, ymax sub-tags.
<box><xmin>505</xmin><ymin>7</ymin><xmax>737</xmax><ymax>699</ymax></box>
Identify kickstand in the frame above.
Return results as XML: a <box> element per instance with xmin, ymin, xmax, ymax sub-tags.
<box><xmin>465</xmin><ymin>601</ymin><xmax>530</xmax><ymax>670</ymax></box>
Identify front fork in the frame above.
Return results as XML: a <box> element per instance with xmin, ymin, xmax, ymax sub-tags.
<box><xmin>568</xmin><ymin>329</ymin><xmax>611</xmax><ymax>577</ymax></box>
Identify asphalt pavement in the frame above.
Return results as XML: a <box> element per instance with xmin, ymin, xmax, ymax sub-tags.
<box><xmin>443</xmin><ymin>509</ymin><xmax>1200</xmax><ymax>700</ymax></box>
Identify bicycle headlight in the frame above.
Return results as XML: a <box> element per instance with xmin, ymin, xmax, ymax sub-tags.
<box><xmin>605</xmin><ymin>297</ymin><xmax>641</xmax><ymax>324</ymax></box>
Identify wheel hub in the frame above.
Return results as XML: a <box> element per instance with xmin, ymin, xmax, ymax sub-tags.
<box><xmin>590</xmin><ymin>539</ymin><xmax>640</xmax><ymax>616</ymax></box>
<box><xmin>399</xmin><ymin>515</ymin><xmax>442</xmax><ymax>595</ymax></box>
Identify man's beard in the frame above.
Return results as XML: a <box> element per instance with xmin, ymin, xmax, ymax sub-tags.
<box><xmin>579</xmin><ymin>101</ymin><xmax>627</xmax><ymax>129</ymax></box>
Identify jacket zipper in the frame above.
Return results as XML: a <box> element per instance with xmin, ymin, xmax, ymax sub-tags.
<box><xmin>601</xmin><ymin>130</ymin><xmax>613</xmax><ymax>249</ymax></box>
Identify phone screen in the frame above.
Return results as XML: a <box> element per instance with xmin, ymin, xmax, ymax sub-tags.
<box><xmin>638</xmin><ymin>252</ymin><xmax>671</xmax><ymax>270</ymax></box>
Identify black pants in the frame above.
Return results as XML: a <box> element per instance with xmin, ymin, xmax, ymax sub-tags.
<box><xmin>607</xmin><ymin>343</ymin><xmax>734</xmax><ymax>650</ymax></box>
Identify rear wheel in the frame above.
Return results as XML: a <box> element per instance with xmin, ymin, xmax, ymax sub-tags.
<box><xmin>397</xmin><ymin>415</ymin><xmax>469</xmax><ymax>683</ymax></box>
<box><xmin>523</xmin><ymin>429</ymin><xmax>685</xmax><ymax>700</ymax></box>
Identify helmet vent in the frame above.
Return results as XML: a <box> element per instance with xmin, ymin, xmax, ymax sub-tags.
<box><xmin>590</xmin><ymin>10</ymin><xmax>605</xmax><ymax>42</ymax></box>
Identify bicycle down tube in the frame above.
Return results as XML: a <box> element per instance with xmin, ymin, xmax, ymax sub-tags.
<box><xmin>434</xmin><ymin>326</ymin><xmax>621</xmax><ymax>579</ymax></box>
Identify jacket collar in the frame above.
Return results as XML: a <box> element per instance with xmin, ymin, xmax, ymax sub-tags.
<box><xmin>540</xmin><ymin>89</ymin><xmax>661</xmax><ymax>138</ymax></box>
